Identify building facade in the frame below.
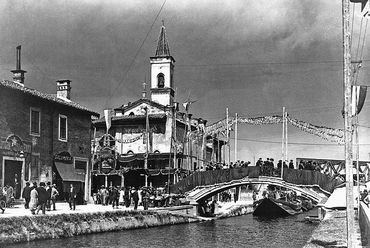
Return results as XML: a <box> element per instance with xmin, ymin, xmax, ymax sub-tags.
<box><xmin>92</xmin><ymin>25</ymin><xmax>225</xmax><ymax>191</ymax></box>
<box><xmin>0</xmin><ymin>47</ymin><xmax>99</xmax><ymax>202</ymax></box>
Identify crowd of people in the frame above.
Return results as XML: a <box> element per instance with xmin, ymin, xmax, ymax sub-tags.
<box><xmin>20</xmin><ymin>181</ymin><xmax>60</xmax><ymax>215</ymax></box>
<box><xmin>93</xmin><ymin>185</ymin><xmax>183</xmax><ymax>210</ymax></box>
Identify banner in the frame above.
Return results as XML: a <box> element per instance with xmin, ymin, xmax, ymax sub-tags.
<box><xmin>116</xmin><ymin>134</ymin><xmax>143</xmax><ymax>144</ymax></box>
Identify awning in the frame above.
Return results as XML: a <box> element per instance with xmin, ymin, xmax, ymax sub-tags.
<box><xmin>54</xmin><ymin>162</ymin><xmax>85</xmax><ymax>182</ymax></box>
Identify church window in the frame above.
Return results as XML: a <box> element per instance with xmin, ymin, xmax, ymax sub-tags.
<box><xmin>129</xmin><ymin>112</ymin><xmax>135</xmax><ymax>116</ymax></box>
<box><xmin>157</xmin><ymin>73</ymin><xmax>165</xmax><ymax>88</ymax></box>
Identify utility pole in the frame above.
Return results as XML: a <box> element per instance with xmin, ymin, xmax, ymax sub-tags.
<box><xmin>343</xmin><ymin>0</ymin><xmax>355</xmax><ymax>247</ymax></box>
<box><xmin>281</xmin><ymin>107</ymin><xmax>285</xmax><ymax>178</ymax></box>
<box><xmin>144</xmin><ymin>106</ymin><xmax>149</xmax><ymax>187</ymax></box>
<box><xmin>234</xmin><ymin>113</ymin><xmax>238</xmax><ymax>162</ymax></box>
<box><xmin>226</xmin><ymin>108</ymin><xmax>230</xmax><ymax>165</ymax></box>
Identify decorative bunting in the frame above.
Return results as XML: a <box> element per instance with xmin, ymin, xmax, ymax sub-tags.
<box><xmin>201</xmin><ymin>114</ymin><xmax>344</xmax><ymax>145</ymax></box>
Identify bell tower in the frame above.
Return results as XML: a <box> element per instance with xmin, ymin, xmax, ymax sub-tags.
<box><xmin>150</xmin><ymin>22</ymin><xmax>175</xmax><ymax>106</ymax></box>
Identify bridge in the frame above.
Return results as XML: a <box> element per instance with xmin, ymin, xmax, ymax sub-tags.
<box><xmin>170</xmin><ymin>167</ymin><xmax>343</xmax><ymax>204</ymax></box>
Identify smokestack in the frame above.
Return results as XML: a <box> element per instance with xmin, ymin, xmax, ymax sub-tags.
<box><xmin>11</xmin><ymin>45</ymin><xmax>27</xmax><ymax>85</ymax></box>
<box><xmin>56</xmin><ymin>79</ymin><xmax>72</xmax><ymax>100</ymax></box>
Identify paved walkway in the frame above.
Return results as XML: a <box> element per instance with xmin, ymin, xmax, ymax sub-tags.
<box><xmin>0</xmin><ymin>201</ymin><xmax>142</xmax><ymax>218</ymax></box>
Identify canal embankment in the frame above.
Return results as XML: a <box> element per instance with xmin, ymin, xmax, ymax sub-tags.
<box><xmin>303</xmin><ymin>209</ymin><xmax>363</xmax><ymax>248</ymax></box>
<box><xmin>0</xmin><ymin>205</ymin><xmax>201</xmax><ymax>245</ymax></box>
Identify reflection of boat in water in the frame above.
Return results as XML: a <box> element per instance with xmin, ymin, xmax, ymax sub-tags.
<box><xmin>253</xmin><ymin>198</ymin><xmax>302</xmax><ymax>217</ymax></box>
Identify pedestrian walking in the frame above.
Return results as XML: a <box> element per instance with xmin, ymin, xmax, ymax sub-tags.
<box><xmin>119</xmin><ymin>187</ymin><xmax>124</xmax><ymax>206</ymax></box>
<box><xmin>29</xmin><ymin>182</ymin><xmax>38</xmax><ymax>215</ymax></box>
<box><xmin>46</xmin><ymin>182</ymin><xmax>52</xmax><ymax>211</ymax></box>
<box><xmin>0</xmin><ymin>187</ymin><xmax>6</xmax><ymax>214</ymax></box>
<box><xmin>22</xmin><ymin>182</ymin><xmax>31</xmax><ymax>209</ymax></box>
<box><xmin>50</xmin><ymin>184</ymin><xmax>59</xmax><ymax>210</ymax></box>
<box><xmin>132</xmin><ymin>188</ymin><xmax>139</xmax><ymax>210</ymax></box>
<box><xmin>111</xmin><ymin>186</ymin><xmax>119</xmax><ymax>209</ymax></box>
<box><xmin>36</xmin><ymin>182</ymin><xmax>48</xmax><ymax>214</ymax></box>
<box><xmin>124</xmin><ymin>187</ymin><xmax>131</xmax><ymax>208</ymax></box>
<box><xmin>68</xmin><ymin>184</ymin><xmax>77</xmax><ymax>210</ymax></box>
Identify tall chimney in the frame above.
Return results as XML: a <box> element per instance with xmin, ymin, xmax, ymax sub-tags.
<box><xmin>56</xmin><ymin>79</ymin><xmax>72</xmax><ymax>100</ymax></box>
<box><xmin>11</xmin><ymin>45</ymin><xmax>27</xmax><ymax>85</ymax></box>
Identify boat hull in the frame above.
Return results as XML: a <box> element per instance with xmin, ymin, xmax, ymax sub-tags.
<box><xmin>253</xmin><ymin>198</ymin><xmax>301</xmax><ymax>217</ymax></box>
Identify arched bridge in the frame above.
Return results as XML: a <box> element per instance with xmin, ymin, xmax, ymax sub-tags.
<box><xmin>170</xmin><ymin>167</ymin><xmax>343</xmax><ymax>204</ymax></box>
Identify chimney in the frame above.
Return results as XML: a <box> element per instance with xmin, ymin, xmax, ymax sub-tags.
<box><xmin>11</xmin><ymin>45</ymin><xmax>27</xmax><ymax>85</ymax></box>
<box><xmin>56</xmin><ymin>79</ymin><xmax>72</xmax><ymax>100</ymax></box>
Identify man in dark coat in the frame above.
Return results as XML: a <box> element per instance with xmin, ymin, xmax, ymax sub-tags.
<box><xmin>111</xmin><ymin>186</ymin><xmax>119</xmax><ymax>209</ymax></box>
<box><xmin>22</xmin><ymin>182</ymin><xmax>31</xmax><ymax>209</ymax></box>
<box><xmin>132</xmin><ymin>188</ymin><xmax>139</xmax><ymax>210</ymax></box>
<box><xmin>124</xmin><ymin>187</ymin><xmax>131</xmax><ymax>208</ymax></box>
<box><xmin>36</xmin><ymin>182</ymin><xmax>48</xmax><ymax>214</ymax></box>
<box><xmin>68</xmin><ymin>184</ymin><xmax>77</xmax><ymax>210</ymax></box>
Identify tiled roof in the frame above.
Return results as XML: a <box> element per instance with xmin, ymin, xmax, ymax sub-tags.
<box><xmin>93</xmin><ymin>113</ymin><xmax>167</xmax><ymax>124</ymax></box>
<box><xmin>155</xmin><ymin>24</ymin><xmax>171</xmax><ymax>57</ymax></box>
<box><xmin>1</xmin><ymin>80</ymin><xmax>99</xmax><ymax>117</ymax></box>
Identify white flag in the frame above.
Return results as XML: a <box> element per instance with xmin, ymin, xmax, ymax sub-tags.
<box><xmin>104</xmin><ymin>109</ymin><xmax>111</xmax><ymax>132</ymax></box>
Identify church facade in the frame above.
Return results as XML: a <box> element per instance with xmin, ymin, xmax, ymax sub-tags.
<box><xmin>92</xmin><ymin>25</ymin><xmax>225</xmax><ymax>191</ymax></box>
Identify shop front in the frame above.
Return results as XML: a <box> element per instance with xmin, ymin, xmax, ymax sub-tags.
<box><xmin>53</xmin><ymin>151</ymin><xmax>86</xmax><ymax>204</ymax></box>
<box><xmin>0</xmin><ymin>134</ymin><xmax>32</xmax><ymax>199</ymax></box>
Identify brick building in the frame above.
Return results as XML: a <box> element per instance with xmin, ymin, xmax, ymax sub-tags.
<box><xmin>0</xmin><ymin>46</ymin><xmax>99</xmax><ymax>203</ymax></box>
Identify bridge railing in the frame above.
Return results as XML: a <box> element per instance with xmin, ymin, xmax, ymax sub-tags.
<box><xmin>282</xmin><ymin>168</ymin><xmax>343</xmax><ymax>193</ymax></box>
<box><xmin>170</xmin><ymin>167</ymin><xmax>259</xmax><ymax>194</ymax></box>
<box><xmin>170</xmin><ymin>166</ymin><xmax>343</xmax><ymax>194</ymax></box>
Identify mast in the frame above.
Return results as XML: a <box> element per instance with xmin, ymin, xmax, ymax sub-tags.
<box><xmin>281</xmin><ymin>107</ymin><xmax>285</xmax><ymax>178</ymax></box>
<box><xmin>226</xmin><ymin>108</ymin><xmax>230</xmax><ymax>165</ymax></box>
<box><xmin>234</xmin><ymin>113</ymin><xmax>238</xmax><ymax>162</ymax></box>
<box><xmin>285</xmin><ymin>110</ymin><xmax>288</xmax><ymax>163</ymax></box>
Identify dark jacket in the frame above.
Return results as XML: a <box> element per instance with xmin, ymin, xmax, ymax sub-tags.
<box><xmin>68</xmin><ymin>187</ymin><xmax>77</xmax><ymax>200</ymax></box>
<box><xmin>132</xmin><ymin>190</ymin><xmax>139</xmax><ymax>202</ymax></box>
<box><xmin>22</xmin><ymin>185</ymin><xmax>31</xmax><ymax>199</ymax></box>
<box><xmin>36</xmin><ymin>187</ymin><xmax>48</xmax><ymax>204</ymax></box>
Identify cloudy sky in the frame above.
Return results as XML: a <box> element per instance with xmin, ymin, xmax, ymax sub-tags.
<box><xmin>1</xmin><ymin>0</ymin><xmax>370</xmax><ymax>163</ymax></box>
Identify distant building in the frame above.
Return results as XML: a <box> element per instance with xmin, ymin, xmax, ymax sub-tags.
<box><xmin>0</xmin><ymin>46</ymin><xmax>99</xmax><ymax>203</ymax></box>
<box><xmin>92</xmin><ymin>24</ymin><xmax>226</xmax><ymax>191</ymax></box>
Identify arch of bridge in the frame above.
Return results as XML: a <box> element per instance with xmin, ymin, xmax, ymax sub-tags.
<box><xmin>186</xmin><ymin>176</ymin><xmax>328</xmax><ymax>204</ymax></box>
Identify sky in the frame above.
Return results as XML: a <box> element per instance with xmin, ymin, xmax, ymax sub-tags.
<box><xmin>1</xmin><ymin>0</ymin><xmax>370</xmax><ymax>163</ymax></box>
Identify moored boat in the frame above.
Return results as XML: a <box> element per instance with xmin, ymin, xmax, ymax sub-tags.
<box><xmin>253</xmin><ymin>198</ymin><xmax>302</xmax><ymax>217</ymax></box>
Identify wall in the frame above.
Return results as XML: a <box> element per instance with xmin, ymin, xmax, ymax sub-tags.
<box><xmin>0</xmin><ymin>210</ymin><xmax>199</xmax><ymax>245</ymax></box>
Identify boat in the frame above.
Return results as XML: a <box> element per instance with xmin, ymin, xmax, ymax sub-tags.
<box><xmin>253</xmin><ymin>197</ymin><xmax>302</xmax><ymax>217</ymax></box>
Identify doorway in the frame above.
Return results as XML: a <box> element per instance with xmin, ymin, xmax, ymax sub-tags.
<box><xmin>4</xmin><ymin>159</ymin><xmax>23</xmax><ymax>199</ymax></box>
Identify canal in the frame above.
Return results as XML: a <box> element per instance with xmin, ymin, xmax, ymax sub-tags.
<box><xmin>7</xmin><ymin>209</ymin><xmax>318</xmax><ymax>248</ymax></box>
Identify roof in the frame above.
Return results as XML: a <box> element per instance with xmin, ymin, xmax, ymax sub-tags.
<box><xmin>115</xmin><ymin>98</ymin><xmax>169</xmax><ymax>112</ymax></box>
<box><xmin>0</xmin><ymin>80</ymin><xmax>99</xmax><ymax>117</ymax></box>
<box><xmin>155</xmin><ymin>24</ymin><xmax>171</xmax><ymax>57</ymax></box>
<box><xmin>93</xmin><ymin>113</ymin><xmax>167</xmax><ymax>125</ymax></box>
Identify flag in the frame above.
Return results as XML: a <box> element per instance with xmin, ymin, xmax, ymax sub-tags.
<box><xmin>351</xmin><ymin>85</ymin><xmax>367</xmax><ymax>116</ymax></box>
<box><xmin>182</xmin><ymin>100</ymin><xmax>196</xmax><ymax>112</ymax></box>
<box><xmin>104</xmin><ymin>109</ymin><xmax>111</xmax><ymax>132</ymax></box>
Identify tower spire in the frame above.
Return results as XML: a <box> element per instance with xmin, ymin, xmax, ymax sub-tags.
<box><xmin>155</xmin><ymin>21</ymin><xmax>170</xmax><ymax>57</ymax></box>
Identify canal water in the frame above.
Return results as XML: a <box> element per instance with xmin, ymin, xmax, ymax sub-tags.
<box><xmin>7</xmin><ymin>209</ymin><xmax>318</xmax><ymax>248</ymax></box>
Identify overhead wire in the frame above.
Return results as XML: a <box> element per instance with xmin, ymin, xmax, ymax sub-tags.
<box><xmin>104</xmin><ymin>0</ymin><xmax>167</xmax><ymax>107</ymax></box>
